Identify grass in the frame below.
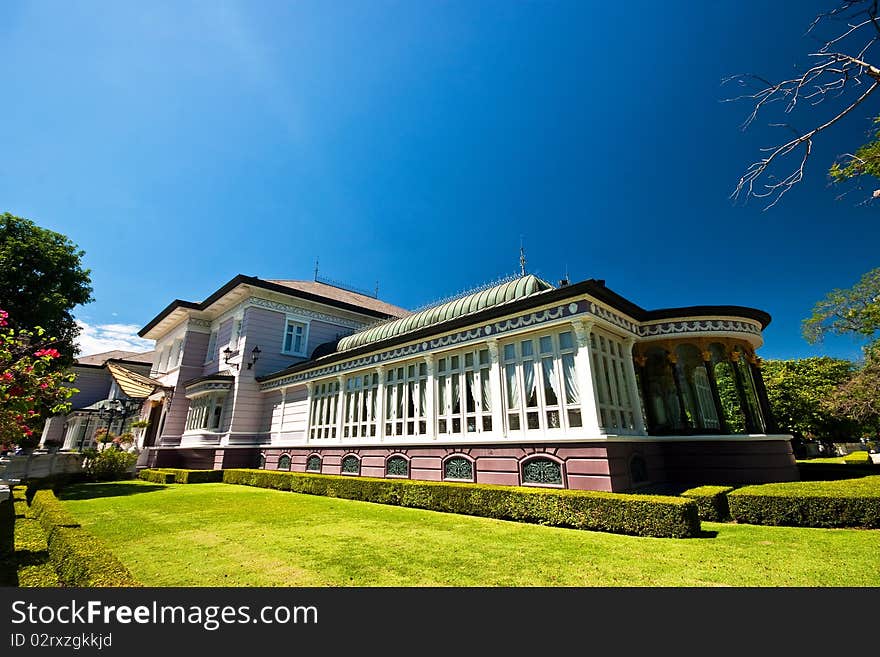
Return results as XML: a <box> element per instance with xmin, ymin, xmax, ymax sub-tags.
<box><xmin>58</xmin><ymin>480</ymin><xmax>880</xmax><ymax>587</ymax></box>
<box><xmin>796</xmin><ymin>457</ymin><xmax>846</xmax><ymax>464</ymax></box>
<box><xmin>0</xmin><ymin>487</ymin><xmax>59</xmax><ymax>587</ymax></box>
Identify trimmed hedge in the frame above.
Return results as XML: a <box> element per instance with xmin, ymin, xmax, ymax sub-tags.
<box><xmin>728</xmin><ymin>476</ymin><xmax>880</xmax><ymax>528</ymax></box>
<box><xmin>681</xmin><ymin>486</ymin><xmax>734</xmax><ymax>522</ymax></box>
<box><xmin>843</xmin><ymin>451</ymin><xmax>871</xmax><ymax>465</ymax></box>
<box><xmin>138</xmin><ymin>468</ymin><xmax>224</xmax><ymax>484</ymax></box>
<box><xmin>0</xmin><ymin>488</ymin><xmax>60</xmax><ymax>587</ymax></box>
<box><xmin>30</xmin><ymin>489</ymin><xmax>140</xmax><ymax>586</ymax></box>
<box><xmin>223</xmin><ymin>469</ymin><xmax>701</xmax><ymax>538</ymax></box>
<box><xmin>138</xmin><ymin>469</ymin><xmax>176</xmax><ymax>484</ymax></box>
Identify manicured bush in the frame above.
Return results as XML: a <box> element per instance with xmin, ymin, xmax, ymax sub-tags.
<box><xmin>223</xmin><ymin>469</ymin><xmax>701</xmax><ymax>538</ymax></box>
<box><xmin>30</xmin><ymin>489</ymin><xmax>140</xmax><ymax>586</ymax></box>
<box><xmin>843</xmin><ymin>450</ymin><xmax>871</xmax><ymax>465</ymax></box>
<box><xmin>138</xmin><ymin>468</ymin><xmax>223</xmax><ymax>484</ymax></box>
<box><xmin>0</xmin><ymin>488</ymin><xmax>60</xmax><ymax>587</ymax></box>
<box><xmin>728</xmin><ymin>476</ymin><xmax>880</xmax><ymax>528</ymax></box>
<box><xmin>138</xmin><ymin>469</ymin><xmax>176</xmax><ymax>484</ymax></box>
<box><xmin>798</xmin><ymin>462</ymin><xmax>876</xmax><ymax>481</ymax></box>
<box><xmin>681</xmin><ymin>486</ymin><xmax>734</xmax><ymax>521</ymax></box>
<box><xmin>82</xmin><ymin>449</ymin><xmax>137</xmax><ymax>481</ymax></box>
<box><xmin>30</xmin><ymin>489</ymin><xmax>80</xmax><ymax>535</ymax></box>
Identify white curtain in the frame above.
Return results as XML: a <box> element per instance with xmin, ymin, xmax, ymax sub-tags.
<box><xmin>562</xmin><ymin>354</ymin><xmax>579</xmax><ymax>404</ymax></box>
<box><xmin>481</xmin><ymin>368</ymin><xmax>491</xmax><ymax>412</ymax></box>
<box><xmin>524</xmin><ymin>361</ymin><xmax>537</xmax><ymax>407</ymax></box>
<box><xmin>542</xmin><ymin>357</ymin><xmax>561</xmax><ymax>405</ymax></box>
<box><xmin>505</xmin><ymin>364</ymin><xmax>519</xmax><ymax>409</ymax></box>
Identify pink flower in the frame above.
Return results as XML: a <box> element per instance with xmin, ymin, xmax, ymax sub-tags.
<box><xmin>34</xmin><ymin>348</ymin><xmax>60</xmax><ymax>358</ymax></box>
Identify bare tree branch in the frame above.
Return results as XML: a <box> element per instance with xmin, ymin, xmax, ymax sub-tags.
<box><xmin>729</xmin><ymin>3</ymin><xmax>880</xmax><ymax>208</ymax></box>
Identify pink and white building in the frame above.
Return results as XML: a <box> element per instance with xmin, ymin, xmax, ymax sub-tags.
<box><xmin>135</xmin><ymin>273</ymin><xmax>797</xmax><ymax>491</ymax></box>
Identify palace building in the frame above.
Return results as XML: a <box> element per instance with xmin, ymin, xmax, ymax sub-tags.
<box><xmin>126</xmin><ymin>272</ymin><xmax>796</xmax><ymax>491</ymax></box>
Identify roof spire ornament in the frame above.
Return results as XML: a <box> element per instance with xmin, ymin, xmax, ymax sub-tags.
<box><xmin>519</xmin><ymin>237</ymin><xmax>526</xmax><ymax>277</ymax></box>
<box><xmin>314</xmin><ymin>257</ymin><xmax>319</xmax><ymax>281</ymax></box>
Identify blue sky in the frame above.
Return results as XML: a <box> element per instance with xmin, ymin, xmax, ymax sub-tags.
<box><xmin>1</xmin><ymin>1</ymin><xmax>877</xmax><ymax>360</ymax></box>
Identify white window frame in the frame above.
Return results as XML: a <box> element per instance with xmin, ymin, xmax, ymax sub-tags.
<box><xmin>384</xmin><ymin>361</ymin><xmax>429</xmax><ymax>438</ymax></box>
<box><xmin>308</xmin><ymin>380</ymin><xmax>339</xmax><ymax>440</ymax></box>
<box><xmin>281</xmin><ymin>316</ymin><xmax>310</xmax><ymax>357</ymax></box>
<box><xmin>343</xmin><ymin>371</ymin><xmax>380</xmax><ymax>439</ymax></box>
<box><xmin>184</xmin><ymin>392</ymin><xmax>227</xmax><ymax>432</ymax></box>
<box><xmin>205</xmin><ymin>329</ymin><xmax>219</xmax><ymax>364</ymax></box>
<box><xmin>230</xmin><ymin>316</ymin><xmax>243</xmax><ymax>352</ymax></box>
<box><xmin>501</xmin><ymin>328</ymin><xmax>582</xmax><ymax>436</ymax></box>
<box><xmin>590</xmin><ymin>328</ymin><xmax>637</xmax><ymax>433</ymax></box>
<box><xmin>436</xmin><ymin>347</ymin><xmax>492</xmax><ymax>437</ymax></box>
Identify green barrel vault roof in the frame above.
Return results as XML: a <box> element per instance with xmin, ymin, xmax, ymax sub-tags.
<box><xmin>337</xmin><ymin>274</ymin><xmax>555</xmax><ymax>352</ymax></box>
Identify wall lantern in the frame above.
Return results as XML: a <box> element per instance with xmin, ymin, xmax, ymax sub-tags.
<box><xmin>222</xmin><ymin>346</ymin><xmax>236</xmax><ymax>367</ymax></box>
<box><xmin>248</xmin><ymin>345</ymin><xmax>262</xmax><ymax>370</ymax></box>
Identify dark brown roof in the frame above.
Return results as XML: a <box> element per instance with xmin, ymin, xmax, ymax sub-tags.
<box><xmin>258</xmin><ymin>278</ymin><xmax>772</xmax><ymax>383</ymax></box>
<box><xmin>139</xmin><ymin>275</ymin><xmax>410</xmax><ymax>337</ymax></box>
<box><xmin>266</xmin><ymin>280</ymin><xmax>409</xmax><ymax>319</ymax></box>
<box><xmin>76</xmin><ymin>350</ymin><xmax>156</xmax><ymax>366</ymax></box>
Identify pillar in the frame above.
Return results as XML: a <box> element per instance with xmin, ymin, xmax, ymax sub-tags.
<box><xmin>623</xmin><ymin>338</ymin><xmax>647</xmax><ymax>434</ymax></box>
<box><xmin>667</xmin><ymin>349</ymin><xmax>690</xmax><ymax>431</ymax></box>
<box><xmin>375</xmin><ymin>366</ymin><xmax>386</xmax><ymax>441</ymax></box>
<box><xmin>423</xmin><ymin>355</ymin><xmax>435</xmax><ymax>438</ymax></box>
<box><xmin>729</xmin><ymin>351</ymin><xmax>758</xmax><ymax>433</ymax></box>
<box><xmin>486</xmin><ymin>339</ymin><xmax>504</xmax><ymax>437</ymax></box>
<box><xmin>335</xmin><ymin>374</ymin><xmax>346</xmax><ymax>439</ymax></box>
<box><xmin>747</xmin><ymin>353</ymin><xmax>775</xmax><ymax>433</ymax></box>
<box><xmin>700</xmin><ymin>350</ymin><xmax>728</xmax><ymax>434</ymax></box>
<box><xmin>571</xmin><ymin>319</ymin><xmax>603</xmax><ymax>436</ymax></box>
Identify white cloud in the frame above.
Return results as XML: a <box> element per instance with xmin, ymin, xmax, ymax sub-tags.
<box><xmin>75</xmin><ymin>319</ymin><xmax>155</xmax><ymax>357</ymax></box>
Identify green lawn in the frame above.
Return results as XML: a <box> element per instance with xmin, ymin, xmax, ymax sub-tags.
<box><xmin>58</xmin><ymin>480</ymin><xmax>880</xmax><ymax>587</ymax></box>
<box><xmin>796</xmin><ymin>457</ymin><xmax>847</xmax><ymax>464</ymax></box>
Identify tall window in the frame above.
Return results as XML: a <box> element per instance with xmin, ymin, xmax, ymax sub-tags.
<box><xmin>185</xmin><ymin>393</ymin><xmax>226</xmax><ymax>431</ymax></box>
<box><xmin>283</xmin><ymin>319</ymin><xmax>308</xmax><ymax>356</ymax></box>
<box><xmin>590</xmin><ymin>330</ymin><xmax>636</xmax><ymax>432</ymax></box>
<box><xmin>174</xmin><ymin>338</ymin><xmax>184</xmax><ymax>368</ymax></box>
<box><xmin>231</xmin><ymin>317</ymin><xmax>243</xmax><ymax>351</ymax></box>
<box><xmin>501</xmin><ymin>330</ymin><xmax>580</xmax><ymax>434</ymax></box>
<box><xmin>436</xmin><ymin>348</ymin><xmax>492</xmax><ymax>436</ymax></box>
<box><xmin>343</xmin><ymin>372</ymin><xmax>379</xmax><ymax>438</ymax></box>
<box><xmin>309</xmin><ymin>380</ymin><xmax>339</xmax><ymax>440</ymax></box>
<box><xmin>385</xmin><ymin>362</ymin><xmax>428</xmax><ymax>437</ymax></box>
<box><xmin>205</xmin><ymin>330</ymin><xmax>218</xmax><ymax>363</ymax></box>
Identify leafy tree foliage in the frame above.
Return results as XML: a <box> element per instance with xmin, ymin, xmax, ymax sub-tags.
<box><xmin>0</xmin><ymin>212</ymin><xmax>93</xmax><ymax>364</ymax></box>
<box><xmin>827</xmin><ymin>344</ymin><xmax>880</xmax><ymax>431</ymax></box>
<box><xmin>802</xmin><ymin>267</ymin><xmax>880</xmax><ymax>344</ymax></box>
<box><xmin>761</xmin><ymin>357</ymin><xmax>860</xmax><ymax>441</ymax></box>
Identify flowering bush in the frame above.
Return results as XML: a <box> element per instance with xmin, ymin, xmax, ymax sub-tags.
<box><xmin>0</xmin><ymin>309</ymin><xmax>76</xmax><ymax>449</ymax></box>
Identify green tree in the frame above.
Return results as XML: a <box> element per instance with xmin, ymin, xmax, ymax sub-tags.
<box><xmin>761</xmin><ymin>357</ymin><xmax>860</xmax><ymax>442</ymax></box>
<box><xmin>0</xmin><ymin>213</ymin><xmax>93</xmax><ymax>364</ymax></box>
<box><xmin>827</xmin><ymin>344</ymin><xmax>880</xmax><ymax>435</ymax></box>
<box><xmin>802</xmin><ymin>267</ymin><xmax>880</xmax><ymax>344</ymax></box>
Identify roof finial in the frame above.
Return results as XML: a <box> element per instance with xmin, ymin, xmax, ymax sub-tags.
<box><xmin>314</xmin><ymin>257</ymin><xmax>319</xmax><ymax>281</ymax></box>
<box><xmin>375</xmin><ymin>281</ymin><xmax>380</xmax><ymax>298</ymax></box>
<box><xmin>519</xmin><ymin>236</ymin><xmax>526</xmax><ymax>277</ymax></box>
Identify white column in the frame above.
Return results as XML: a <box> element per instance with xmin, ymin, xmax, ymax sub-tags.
<box><xmin>280</xmin><ymin>387</ymin><xmax>289</xmax><ymax>435</ymax></box>
<box><xmin>572</xmin><ymin>319</ymin><xmax>603</xmax><ymax>436</ymax></box>
<box><xmin>300</xmin><ymin>384</ymin><xmax>309</xmax><ymax>443</ymax></box>
<box><xmin>487</xmin><ymin>339</ymin><xmax>504</xmax><ymax>437</ymax></box>
<box><xmin>423</xmin><ymin>355</ymin><xmax>436</xmax><ymax>438</ymax></box>
<box><xmin>374</xmin><ymin>366</ymin><xmax>386</xmax><ymax>441</ymax></box>
<box><xmin>623</xmin><ymin>338</ymin><xmax>647</xmax><ymax>435</ymax></box>
<box><xmin>335</xmin><ymin>375</ymin><xmax>346</xmax><ymax>440</ymax></box>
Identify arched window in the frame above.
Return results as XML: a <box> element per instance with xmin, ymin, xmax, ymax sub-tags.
<box><xmin>278</xmin><ymin>454</ymin><xmax>291</xmax><ymax>471</ymax></box>
<box><xmin>306</xmin><ymin>455</ymin><xmax>321</xmax><ymax>472</ymax></box>
<box><xmin>341</xmin><ymin>455</ymin><xmax>360</xmax><ymax>474</ymax></box>
<box><xmin>630</xmin><ymin>455</ymin><xmax>648</xmax><ymax>484</ymax></box>
<box><xmin>443</xmin><ymin>456</ymin><xmax>473</xmax><ymax>481</ymax></box>
<box><xmin>386</xmin><ymin>455</ymin><xmax>409</xmax><ymax>477</ymax></box>
<box><xmin>521</xmin><ymin>457</ymin><xmax>562</xmax><ymax>485</ymax></box>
